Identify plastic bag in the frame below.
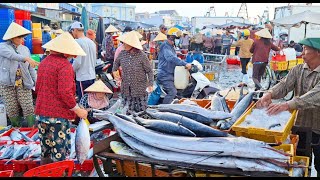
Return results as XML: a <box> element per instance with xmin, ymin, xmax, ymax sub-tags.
<box><xmin>147</xmin><ymin>83</ymin><xmax>161</xmax><ymax>105</ymax></box>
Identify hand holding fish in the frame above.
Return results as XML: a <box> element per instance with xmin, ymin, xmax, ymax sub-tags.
<box><xmin>74</xmin><ymin>108</ymin><xmax>88</xmax><ymax>119</ymax></box>
<box><xmin>256</xmin><ymin>92</ymin><xmax>272</xmax><ymax>108</ymax></box>
<box><xmin>267</xmin><ymin>102</ymin><xmax>290</xmax><ymax>115</ymax></box>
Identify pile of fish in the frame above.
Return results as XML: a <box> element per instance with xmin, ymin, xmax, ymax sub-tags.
<box><xmin>0</xmin><ymin>128</ymin><xmax>39</xmax><ymax>142</ymax></box>
<box><xmin>0</xmin><ymin>142</ymin><xmax>41</xmax><ymax>162</ymax></box>
<box><xmin>238</xmin><ymin>108</ymin><xmax>292</xmax><ymax>131</ymax></box>
<box><xmin>0</xmin><ymin>125</ymin><xmax>93</xmax><ymax>164</ymax></box>
<box><xmin>94</xmin><ymin>110</ymin><xmax>301</xmax><ymax>175</ymax></box>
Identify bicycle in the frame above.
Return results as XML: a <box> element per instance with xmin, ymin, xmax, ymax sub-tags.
<box><xmin>260</xmin><ymin>64</ymin><xmax>294</xmax><ymax>101</ymax></box>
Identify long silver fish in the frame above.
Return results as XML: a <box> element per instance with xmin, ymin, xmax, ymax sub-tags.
<box><xmin>105</xmin><ymin>114</ymin><xmax>290</xmax><ymax>160</ymax></box>
<box><xmin>233</xmin><ymin>85</ymin><xmax>245</xmax><ymax>107</ymax></box>
<box><xmin>0</xmin><ymin>145</ymin><xmax>14</xmax><ymax>160</ymax></box>
<box><xmin>5</xmin><ymin>144</ymin><xmax>30</xmax><ymax>164</ymax></box>
<box><xmin>31</xmin><ymin>132</ymin><xmax>39</xmax><ymax>141</ymax></box>
<box><xmin>75</xmin><ymin>119</ymin><xmax>91</xmax><ymax>164</ymax></box>
<box><xmin>107</xmin><ymin>99</ymin><xmax>122</xmax><ymax>114</ymax></box>
<box><xmin>146</xmin><ymin>109</ymin><xmax>228</xmax><ymax>137</ymax></box>
<box><xmin>156</xmin><ymin>108</ymin><xmax>213</xmax><ymax>125</ymax></box>
<box><xmin>70</xmin><ymin>132</ymin><xmax>76</xmax><ymax>159</ymax></box>
<box><xmin>149</xmin><ymin>104</ymin><xmax>233</xmax><ymax>120</ymax></box>
<box><xmin>217</xmin><ymin>92</ymin><xmax>254</xmax><ymax>130</ymax></box>
<box><xmin>211</xmin><ymin>90</ymin><xmax>231</xmax><ymax>113</ymax></box>
<box><xmin>115</xmin><ymin>113</ymin><xmax>137</xmax><ymax>124</ymax></box>
<box><xmin>87</xmin><ymin>148</ymin><xmax>93</xmax><ymax>159</ymax></box>
<box><xmin>28</xmin><ymin>144</ymin><xmax>41</xmax><ymax>159</ymax></box>
<box><xmin>119</xmin><ymin>131</ymin><xmax>289</xmax><ymax>175</ymax></box>
<box><xmin>17</xmin><ymin>130</ymin><xmax>34</xmax><ymax>142</ymax></box>
<box><xmin>133</xmin><ymin>116</ymin><xmax>196</xmax><ymax>137</ymax></box>
<box><xmin>23</xmin><ymin>143</ymin><xmax>38</xmax><ymax>160</ymax></box>
<box><xmin>10</xmin><ymin>129</ymin><xmax>22</xmax><ymax>141</ymax></box>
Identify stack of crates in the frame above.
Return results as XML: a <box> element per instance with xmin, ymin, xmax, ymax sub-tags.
<box><xmin>31</xmin><ymin>23</ymin><xmax>42</xmax><ymax>39</ymax></box>
<box><xmin>22</xmin><ymin>20</ymin><xmax>33</xmax><ymax>53</ymax></box>
<box><xmin>0</xmin><ymin>8</ymin><xmax>15</xmax><ymax>43</ymax></box>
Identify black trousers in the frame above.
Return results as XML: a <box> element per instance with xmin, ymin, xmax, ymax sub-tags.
<box><xmin>297</xmin><ymin>132</ymin><xmax>320</xmax><ymax>173</ymax></box>
<box><xmin>240</xmin><ymin>58</ymin><xmax>251</xmax><ymax>74</ymax></box>
<box><xmin>214</xmin><ymin>46</ymin><xmax>222</xmax><ymax>54</ymax></box>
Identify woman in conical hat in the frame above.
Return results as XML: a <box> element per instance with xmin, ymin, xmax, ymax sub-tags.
<box><xmin>35</xmin><ymin>32</ymin><xmax>88</xmax><ymax>165</ymax></box>
<box><xmin>79</xmin><ymin>80</ymin><xmax>113</xmax><ymax>123</ymax></box>
<box><xmin>112</xmin><ymin>31</ymin><xmax>154</xmax><ymax>114</ymax></box>
<box><xmin>42</xmin><ymin>25</ymin><xmax>52</xmax><ymax>51</ymax></box>
<box><xmin>250</xmin><ymin>28</ymin><xmax>280</xmax><ymax>91</ymax></box>
<box><xmin>102</xmin><ymin>24</ymin><xmax>120</xmax><ymax>71</ymax></box>
<box><xmin>0</xmin><ymin>22</ymin><xmax>40</xmax><ymax>127</ymax></box>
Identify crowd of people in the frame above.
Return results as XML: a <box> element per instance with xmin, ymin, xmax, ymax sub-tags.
<box><xmin>0</xmin><ymin>20</ymin><xmax>319</xmax><ymax>176</ymax></box>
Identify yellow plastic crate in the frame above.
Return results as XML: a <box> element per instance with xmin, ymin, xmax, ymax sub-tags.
<box><xmin>178</xmin><ymin>98</ymin><xmax>211</xmax><ymax>109</ymax></box>
<box><xmin>270</xmin><ymin>61</ymin><xmax>288</xmax><ymax>71</ymax></box>
<box><xmin>195</xmin><ymin>171</ymin><xmax>244</xmax><ymax>177</ymax></box>
<box><xmin>289</xmin><ymin>156</ymin><xmax>310</xmax><ymax>177</ymax></box>
<box><xmin>287</xmin><ymin>60</ymin><xmax>297</xmax><ymax>70</ymax></box>
<box><xmin>203</xmin><ymin>72</ymin><xmax>215</xmax><ymax>81</ymax></box>
<box><xmin>297</xmin><ymin>58</ymin><xmax>304</xmax><ymax>65</ymax></box>
<box><xmin>32</xmin><ymin>23</ymin><xmax>42</xmax><ymax>39</ymax></box>
<box><xmin>273</xmin><ymin>144</ymin><xmax>294</xmax><ymax>164</ymax></box>
<box><xmin>231</xmin><ymin>103</ymin><xmax>297</xmax><ymax>143</ymax></box>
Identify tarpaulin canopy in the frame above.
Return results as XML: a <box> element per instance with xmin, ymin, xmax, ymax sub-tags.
<box><xmin>174</xmin><ymin>24</ymin><xmax>184</xmax><ymax>30</ymax></box>
<box><xmin>271</xmin><ymin>10</ymin><xmax>320</xmax><ymax>38</ymax></box>
<box><xmin>81</xmin><ymin>7</ymin><xmax>89</xmax><ymax>36</ymax></box>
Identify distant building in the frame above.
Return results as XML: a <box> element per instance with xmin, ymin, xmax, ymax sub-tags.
<box><xmin>91</xmin><ymin>3</ymin><xmax>136</xmax><ymax>22</ymax></box>
<box><xmin>138</xmin><ymin>9</ymin><xmax>189</xmax><ymax>29</ymax></box>
<box><xmin>135</xmin><ymin>12</ymin><xmax>150</xmax><ymax>21</ymax></box>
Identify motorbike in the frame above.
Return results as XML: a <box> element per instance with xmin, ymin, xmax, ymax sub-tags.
<box><xmin>153</xmin><ymin>63</ymin><xmax>220</xmax><ymax>104</ymax></box>
<box><xmin>95</xmin><ymin>61</ymin><xmax>120</xmax><ymax>100</ymax></box>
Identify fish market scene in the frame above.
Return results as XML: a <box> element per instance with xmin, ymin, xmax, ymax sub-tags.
<box><xmin>0</xmin><ymin>2</ymin><xmax>320</xmax><ymax>177</ymax></box>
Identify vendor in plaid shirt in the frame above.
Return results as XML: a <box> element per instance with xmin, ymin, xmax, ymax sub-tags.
<box><xmin>257</xmin><ymin>38</ymin><xmax>320</xmax><ymax>177</ymax></box>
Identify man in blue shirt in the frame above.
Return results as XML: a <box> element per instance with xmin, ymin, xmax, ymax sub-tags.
<box><xmin>221</xmin><ymin>30</ymin><xmax>234</xmax><ymax>55</ymax></box>
<box><xmin>157</xmin><ymin>27</ymin><xmax>192</xmax><ymax>104</ymax></box>
<box><xmin>42</xmin><ymin>25</ymin><xmax>52</xmax><ymax>51</ymax></box>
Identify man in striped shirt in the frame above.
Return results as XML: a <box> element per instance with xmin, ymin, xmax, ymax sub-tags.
<box><xmin>257</xmin><ymin>38</ymin><xmax>320</xmax><ymax>177</ymax></box>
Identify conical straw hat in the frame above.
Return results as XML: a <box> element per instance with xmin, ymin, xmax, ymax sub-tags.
<box><xmin>55</xmin><ymin>29</ymin><xmax>64</xmax><ymax>34</ymax></box>
<box><xmin>105</xmin><ymin>24</ymin><xmax>119</xmax><ymax>33</ymax></box>
<box><xmin>43</xmin><ymin>25</ymin><xmax>51</xmax><ymax>31</ymax></box>
<box><xmin>153</xmin><ymin>32</ymin><xmax>167</xmax><ymax>42</ymax></box>
<box><xmin>134</xmin><ymin>31</ymin><xmax>143</xmax><ymax>39</ymax></box>
<box><xmin>117</xmin><ymin>31</ymin><xmax>143</xmax><ymax>50</ymax></box>
<box><xmin>42</xmin><ymin>32</ymin><xmax>86</xmax><ymax>56</ymax></box>
<box><xmin>140</xmin><ymin>40</ymin><xmax>147</xmax><ymax>46</ymax></box>
<box><xmin>255</xmin><ymin>28</ymin><xmax>272</xmax><ymax>39</ymax></box>
<box><xmin>84</xmin><ymin>80</ymin><xmax>113</xmax><ymax>94</ymax></box>
<box><xmin>3</xmin><ymin>22</ymin><xmax>32</xmax><ymax>41</ymax></box>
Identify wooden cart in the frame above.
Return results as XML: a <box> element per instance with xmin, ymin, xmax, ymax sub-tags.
<box><xmin>93</xmin><ymin>132</ymin><xmax>288</xmax><ymax>177</ymax></box>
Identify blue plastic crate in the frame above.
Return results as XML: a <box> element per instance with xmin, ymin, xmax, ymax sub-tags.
<box><xmin>22</xmin><ymin>20</ymin><xmax>32</xmax><ymax>31</ymax></box>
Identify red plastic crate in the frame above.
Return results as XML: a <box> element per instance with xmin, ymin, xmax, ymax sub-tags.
<box><xmin>14</xmin><ymin>10</ymin><xmax>31</xmax><ymax>20</ymax></box>
<box><xmin>0</xmin><ymin>160</ymin><xmax>13</xmax><ymax>171</ymax></box>
<box><xmin>12</xmin><ymin>160</ymin><xmax>40</xmax><ymax>172</ymax></box>
<box><xmin>0</xmin><ymin>128</ymin><xmax>38</xmax><ymax>143</ymax></box>
<box><xmin>226</xmin><ymin>58</ymin><xmax>239</xmax><ymax>65</ymax></box>
<box><xmin>74</xmin><ymin>159</ymin><xmax>94</xmax><ymax>172</ymax></box>
<box><xmin>0</xmin><ymin>170</ymin><xmax>13</xmax><ymax>177</ymax></box>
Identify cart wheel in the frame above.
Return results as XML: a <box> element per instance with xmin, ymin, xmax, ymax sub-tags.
<box><xmin>261</xmin><ymin>66</ymin><xmax>272</xmax><ymax>90</ymax></box>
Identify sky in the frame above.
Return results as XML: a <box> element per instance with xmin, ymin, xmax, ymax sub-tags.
<box><xmin>126</xmin><ymin>3</ymin><xmax>319</xmax><ymax>20</ymax></box>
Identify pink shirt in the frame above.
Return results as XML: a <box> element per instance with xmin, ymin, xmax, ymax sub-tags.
<box><xmin>114</xmin><ymin>44</ymin><xmax>124</xmax><ymax>61</ymax></box>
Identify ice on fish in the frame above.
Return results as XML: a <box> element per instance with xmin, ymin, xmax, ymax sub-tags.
<box><xmin>180</xmin><ymin>99</ymin><xmax>198</xmax><ymax>106</ymax></box>
<box><xmin>239</xmin><ymin>108</ymin><xmax>291</xmax><ymax>131</ymax></box>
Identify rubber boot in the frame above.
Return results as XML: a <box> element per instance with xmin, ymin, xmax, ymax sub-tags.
<box><xmin>25</xmin><ymin>115</ymin><xmax>36</xmax><ymax>127</ymax></box>
<box><xmin>9</xmin><ymin>116</ymin><xmax>22</xmax><ymax>127</ymax></box>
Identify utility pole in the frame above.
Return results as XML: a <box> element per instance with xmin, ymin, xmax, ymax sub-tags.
<box><xmin>237</xmin><ymin>3</ymin><xmax>249</xmax><ymax>20</ymax></box>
